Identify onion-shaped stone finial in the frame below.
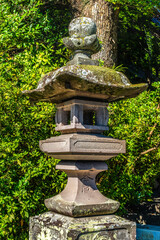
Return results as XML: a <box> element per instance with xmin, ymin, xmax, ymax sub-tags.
<box><xmin>63</xmin><ymin>17</ymin><xmax>101</xmax><ymax>66</ymax></box>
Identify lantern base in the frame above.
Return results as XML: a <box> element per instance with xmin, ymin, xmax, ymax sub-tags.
<box><xmin>29</xmin><ymin>212</ymin><xmax>136</xmax><ymax>240</ymax></box>
<box><xmin>45</xmin><ymin>161</ymin><xmax>119</xmax><ymax>217</ymax></box>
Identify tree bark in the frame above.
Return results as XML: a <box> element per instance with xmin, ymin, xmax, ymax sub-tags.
<box><xmin>68</xmin><ymin>0</ymin><xmax>120</xmax><ymax>67</ymax></box>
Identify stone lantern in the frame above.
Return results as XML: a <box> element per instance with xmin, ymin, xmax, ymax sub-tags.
<box><xmin>23</xmin><ymin>17</ymin><xmax>147</xmax><ymax>240</ymax></box>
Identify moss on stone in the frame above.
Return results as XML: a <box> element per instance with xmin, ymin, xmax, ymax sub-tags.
<box><xmin>80</xmin><ymin>65</ymin><xmax>130</xmax><ymax>86</ymax></box>
<box><xmin>29</xmin><ymin>212</ymin><xmax>136</xmax><ymax>240</ymax></box>
<box><xmin>23</xmin><ymin>64</ymin><xmax>148</xmax><ymax>103</ymax></box>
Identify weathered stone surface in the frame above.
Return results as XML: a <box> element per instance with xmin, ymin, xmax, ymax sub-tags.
<box><xmin>68</xmin><ymin>17</ymin><xmax>97</xmax><ymax>38</ymax></box>
<box><xmin>29</xmin><ymin>212</ymin><xmax>136</xmax><ymax>240</ymax></box>
<box><xmin>23</xmin><ymin>65</ymin><xmax>148</xmax><ymax>103</ymax></box>
<box><xmin>45</xmin><ymin>161</ymin><xmax>119</xmax><ymax>217</ymax></box>
<box><xmin>67</xmin><ymin>56</ymin><xmax>99</xmax><ymax>66</ymax></box>
<box><xmin>78</xmin><ymin>230</ymin><xmax>129</xmax><ymax>240</ymax></box>
<box><xmin>63</xmin><ymin>17</ymin><xmax>101</xmax><ymax>66</ymax></box>
<box><xmin>63</xmin><ymin>34</ymin><xmax>100</xmax><ymax>54</ymax></box>
<box><xmin>39</xmin><ymin>133</ymin><xmax>126</xmax><ymax>161</ymax></box>
<box><xmin>23</xmin><ymin>16</ymin><xmax>147</xmax><ymax>103</ymax></box>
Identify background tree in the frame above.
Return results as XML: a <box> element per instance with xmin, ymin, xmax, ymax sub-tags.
<box><xmin>68</xmin><ymin>0</ymin><xmax>119</xmax><ymax>67</ymax></box>
<box><xmin>67</xmin><ymin>0</ymin><xmax>159</xmax><ymax>68</ymax></box>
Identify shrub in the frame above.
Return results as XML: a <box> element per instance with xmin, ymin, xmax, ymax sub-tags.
<box><xmin>98</xmin><ymin>81</ymin><xmax>160</xmax><ymax>213</ymax></box>
<box><xmin>0</xmin><ymin>1</ymin><xmax>71</xmax><ymax>239</ymax></box>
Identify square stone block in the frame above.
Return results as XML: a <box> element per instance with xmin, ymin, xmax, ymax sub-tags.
<box><xmin>29</xmin><ymin>212</ymin><xmax>136</xmax><ymax>240</ymax></box>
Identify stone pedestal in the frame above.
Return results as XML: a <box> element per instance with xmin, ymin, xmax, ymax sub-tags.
<box><xmin>45</xmin><ymin>161</ymin><xmax>119</xmax><ymax>217</ymax></box>
<box><xmin>29</xmin><ymin>212</ymin><xmax>136</xmax><ymax>240</ymax></box>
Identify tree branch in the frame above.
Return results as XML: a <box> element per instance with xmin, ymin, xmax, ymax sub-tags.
<box><xmin>135</xmin><ymin>142</ymin><xmax>159</xmax><ymax>161</ymax></box>
<box><xmin>140</xmin><ymin>146</ymin><xmax>158</xmax><ymax>156</ymax></box>
<box><xmin>148</xmin><ymin>103</ymin><xmax>159</xmax><ymax>140</ymax></box>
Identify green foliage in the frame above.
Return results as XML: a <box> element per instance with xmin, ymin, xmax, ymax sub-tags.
<box><xmin>98</xmin><ymin>81</ymin><xmax>160</xmax><ymax>213</ymax></box>
<box><xmin>109</xmin><ymin>0</ymin><xmax>159</xmax><ymax>11</ymax></box>
<box><xmin>0</xmin><ymin>0</ymin><xmax>71</xmax><ymax>239</ymax></box>
<box><xmin>117</xmin><ymin>4</ymin><xmax>160</xmax><ymax>83</ymax></box>
<box><xmin>112</xmin><ymin>64</ymin><xmax>127</xmax><ymax>73</ymax></box>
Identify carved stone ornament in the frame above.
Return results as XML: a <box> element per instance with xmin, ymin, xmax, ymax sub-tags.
<box><xmin>63</xmin><ymin>17</ymin><xmax>101</xmax><ymax>66</ymax></box>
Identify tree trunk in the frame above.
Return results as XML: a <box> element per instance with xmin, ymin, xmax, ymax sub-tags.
<box><xmin>68</xmin><ymin>0</ymin><xmax>120</xmax><ymax>67</ymax></box>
